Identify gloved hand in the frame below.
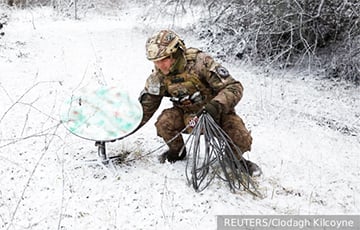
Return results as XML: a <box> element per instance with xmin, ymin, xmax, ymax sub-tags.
<box><xmin>159</xmin><ymin>150</ymin><xmax>186</xmax><ymax>163</ymax></box>
<box><xmin>188</xmin><ymin>116</ymin><xmax>199</xmax><ymax>128</ymax></box>
<box><xmin>200</xmin><ymin>100</ymin><xmax>222</xmax><ymax>123</ymax></box>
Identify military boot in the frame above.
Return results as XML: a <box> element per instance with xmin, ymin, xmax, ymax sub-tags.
<box><xmin>159</xmin><ymin>149</ymin><xmax>186</xmax><ymax>163</ymax></box>
<box><xmin>240</xmin><ymin>159</ymin><xmax>262</xmax><ymax>176</ymax></box>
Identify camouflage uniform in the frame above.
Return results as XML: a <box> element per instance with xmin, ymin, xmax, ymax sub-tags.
<box><xmin>139</xmin><ymin>30</ymin><xmax>252</xmax><ymax>162</ymax></box>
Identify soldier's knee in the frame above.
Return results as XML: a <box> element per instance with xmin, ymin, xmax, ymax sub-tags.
<box><xmin>155</xmin><ymin>117</ymin><xmax>173</xmax><ymax>136</ymax></box>
<box><xmin>155</xmin><ymin>108</ymin><xmax>184</xmax><ymax>136</ymax></box>
<box><xmin>239</xmin><ymin>131</ymin><xmax>252</xmax><ymax>152</ymax></box>
<box><xmin>222</xmin><ymin>114</ymin><xmax>252</xmax><ymax>153</ymax></box>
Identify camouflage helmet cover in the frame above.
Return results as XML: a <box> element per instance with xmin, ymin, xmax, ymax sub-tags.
<box><xmin>146</xmin><ymin>30</ymin><xmax>185</xmax><ymax>61</ymax></box>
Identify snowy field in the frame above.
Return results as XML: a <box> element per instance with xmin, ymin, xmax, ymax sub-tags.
<box><xmin>0</xmin><ymin>7</ymin><xmax>359</xmax><ymax>230</ymax></box>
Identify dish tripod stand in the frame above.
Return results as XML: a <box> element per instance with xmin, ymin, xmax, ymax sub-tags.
<box><xmin>93</xmin><ymin>140</ymin><xmax>122</xmax><ymax>165</ymax></box>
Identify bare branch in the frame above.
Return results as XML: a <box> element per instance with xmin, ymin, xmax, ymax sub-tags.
<box><xmin>0</xmin><ymin>81</ymin><xmax>61</xmax><ymax>123</ymax></box>
<box><xmin>6</xmin><ymin>123</ymin><xmax>61</xmax><ymax>230</ymax></box>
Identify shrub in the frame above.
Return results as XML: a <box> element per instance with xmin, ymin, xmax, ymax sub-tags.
<box><xmin>194</xmin><ymin>0</ymin><xmax>360</xmax><ymax>84</ymax></box>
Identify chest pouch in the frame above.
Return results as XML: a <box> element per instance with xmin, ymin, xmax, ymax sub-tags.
<box><xmin>164</xmin><ymin>72</ymin><xmax>212</xmax><ymax>112</ymax></box>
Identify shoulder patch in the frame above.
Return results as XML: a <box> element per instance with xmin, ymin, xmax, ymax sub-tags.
<box><xmin>145</xmin><ymin>74</ymin><xmax>161</xmax><ymax>95</ymax></box>
<box><xmin>215</xmin><ymin>66</ymin><xmax>230</xmax><ymax>79</ymax></box>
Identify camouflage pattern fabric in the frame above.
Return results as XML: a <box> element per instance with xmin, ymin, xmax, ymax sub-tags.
<box><xmin>145</xmin><ymin>30</ymin><xmax>186</xmax><ymax>61</ymax></box>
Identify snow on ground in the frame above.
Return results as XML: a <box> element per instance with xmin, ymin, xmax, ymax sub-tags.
<box><xmin>0</xmin><ymin>7</ymin><xmax>359</xmax><ymax>230</ymax></box>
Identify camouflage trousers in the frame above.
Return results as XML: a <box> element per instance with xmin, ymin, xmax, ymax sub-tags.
<box><xmin>154</xmin><ymin>107</ymin><xmax>252</xmax><ymax>157</ymax></box>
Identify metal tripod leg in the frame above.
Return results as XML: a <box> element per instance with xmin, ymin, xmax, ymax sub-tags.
<box><xmin>80</xmin><ymin>141</ymin><xmax>127</xmax><ymax>175</ymax></box>
<box><xmin>86</xmin><ymin>140</ymin><xmax>117</xmax><ymax>175</ymax></box>
<box><xmin>94</xmin><ymin>141</ymin><xmax>125</xmax><ymax>165</ymax></box>
<box><xmin>95</xmin><ymin>141</ymin><xmax>109</xmax><ymax>164</ymax></box>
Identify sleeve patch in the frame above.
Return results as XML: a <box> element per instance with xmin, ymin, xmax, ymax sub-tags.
<box><xmin>145</xmin><ymin>75</ymin><xmax>161</xmax><ymax>95</ymax></box>
<box><xmin>215</xmin><ymin>66</ymin><xmax>230</xmax><ymax>79</ymax></box>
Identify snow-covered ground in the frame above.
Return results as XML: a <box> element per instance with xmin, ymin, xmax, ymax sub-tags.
<box><xmin>0</xmin><ymin>7</ymin><xmax>359</xmax><ymax>230</ymax></box>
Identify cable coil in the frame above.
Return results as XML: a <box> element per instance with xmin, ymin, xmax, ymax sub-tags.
<box><xmin>184</xmin><ymin>113</ymin><xmax>259</xmax><ymax>195</ymax></box>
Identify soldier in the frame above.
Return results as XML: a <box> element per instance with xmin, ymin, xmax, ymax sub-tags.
<box><xmin>138</xmin><ymin>29</ymin><xmax>261</xmax><ymax>176</ymax></box>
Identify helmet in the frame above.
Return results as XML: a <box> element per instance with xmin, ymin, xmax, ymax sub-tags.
<box><xmin>145</xmin><ymin>30</ymin><xmax>186</xmax><ymax>61</ymax></box>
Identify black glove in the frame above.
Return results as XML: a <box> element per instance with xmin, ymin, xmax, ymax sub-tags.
<box><xmin>159</xmin><ymin>149</ymin><xmax>186</xmax><ymax>163</ymax></box>
<box><xmin>200</xmin><ymin>101</ymin><xmax>222</xmax><ymax>123</ymax></box>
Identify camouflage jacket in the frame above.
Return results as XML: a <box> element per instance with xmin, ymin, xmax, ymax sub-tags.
<box><xmin>139</xmin><ymin>48</ymin><xmax>243</xmax><ymax>126</ymax></box>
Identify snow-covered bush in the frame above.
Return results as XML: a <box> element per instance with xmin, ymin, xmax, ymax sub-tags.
<box><xmin>194</xmin><ymin>0</ymin><xmax>360</xmax><ymax>84</ymax></box>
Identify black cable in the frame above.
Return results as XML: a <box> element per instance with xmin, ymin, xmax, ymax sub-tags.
<box><xmin>185</xmin><ymin>113</ymin><xmax>260</xmax><ymax>195</ymax></box>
